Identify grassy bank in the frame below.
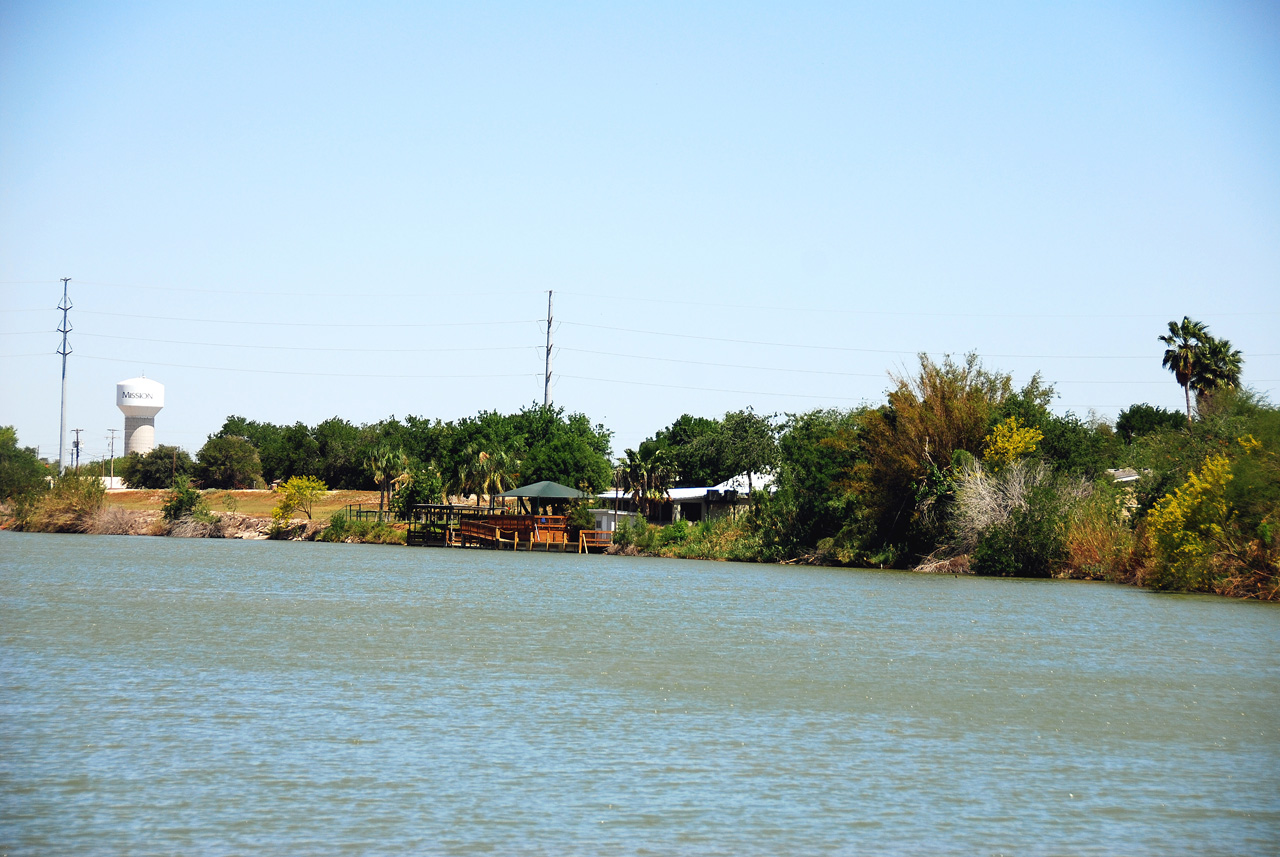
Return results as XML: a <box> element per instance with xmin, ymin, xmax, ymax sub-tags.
<box><xmin>104</xmin><ymin>489</ymin><xmax>381</xmax><ymax>519</ymax></box>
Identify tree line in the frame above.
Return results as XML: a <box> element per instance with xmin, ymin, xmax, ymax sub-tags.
<box><xmin>2</xmin><ymin>316</ymin><xmax>1275</xmax><ymax>597</ymax></box>
<box><xmin>114</xmin><ymin>404</ymin><xmax>615</xmax><ymax>507</ymax></box>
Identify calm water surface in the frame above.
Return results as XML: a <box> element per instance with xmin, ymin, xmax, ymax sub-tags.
<box><xmin>2</xmin><ymin>532</ymin><xmax>1278</xmax><ymax>855</ymax></box>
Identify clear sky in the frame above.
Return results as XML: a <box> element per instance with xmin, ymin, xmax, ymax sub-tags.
<box><xmin>2</xmin><ymin>1</ymin><xmax>1278</xmax><ymax>464</ymax></box>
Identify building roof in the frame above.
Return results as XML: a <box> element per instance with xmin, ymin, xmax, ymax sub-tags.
<box><xmin>595</xmin><ymin>471</ymin><xmax>776</xmax><ymax>502</ymax></box>
<box><xmin>499</xmin><ymin>480</ymin><xmax>588</xmax><ymax>499</ymax></box>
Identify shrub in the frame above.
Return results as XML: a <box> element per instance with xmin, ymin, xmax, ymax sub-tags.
<box><xmin>17</xmin><ymin>469</ymin><xmax>106</xmax><ymax>532</ymax></box>
<box><xmin>1061</xmin><ymin>483</ymin><xmax>1138</xmax><ymax>581</ymax></box>
<box><xmin>162</xmin><ymin>475</ymin><xmax>209</xmax><ymax>522</ymax></box>
<box><xmin>612</xmin><ymin>515</ymin><xmax>657</xmax><ymax>552</ymax></box>
<box><xmin>318</xmin><ymin>511</ymin><xmax>404</xmax><ymax>544</ymax></box>
<box><xmin>1145</xmin><ymin>454</ymin><xmax>1232</xmax><ymax>591</ymax></box>
<box><xmin>970</xmin><ymin>482</ymin><xmax>1067</xmax><ymax>577</ymax></box>
<box><xmin>657</xmin><ymin>519</ymin><xmax>691</xmax><ymax>546</ymax></box>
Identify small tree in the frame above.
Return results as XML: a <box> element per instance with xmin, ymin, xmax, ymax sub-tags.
<box><xmin>720</xmin><ymin>408</ymin><xmax>778</xmax><ymax>493</ymax></box>
<box><xmin>273</xmin><ymin>475</ymin><xmax>328</xmax><ymax>522</ymax></box>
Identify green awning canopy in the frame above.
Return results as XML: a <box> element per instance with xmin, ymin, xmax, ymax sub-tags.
<box><xmin>499</xmin><ymin>480</ymin><xmax>587</xmax><ymax>499</ymax></box>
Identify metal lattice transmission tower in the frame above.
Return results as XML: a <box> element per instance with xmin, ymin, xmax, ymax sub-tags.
<box><xmin>57</xmin><ymin>277</ymin><xmax>72</xmax><ymax>475</ymax></box>
<box><xmin>544</xmin><ymin>290</ymin><xmax>553</xmax><ymax>407</ymax></box>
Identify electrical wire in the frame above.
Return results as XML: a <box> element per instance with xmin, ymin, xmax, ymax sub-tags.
<box><xmin>72</xmin><ymin>310</ymin><xmax>543</xmax><ymax>329</ymax></box>
<box><xmin>75</xmin><ymin>353</ymin><xmax>542</xmax><ymax>380</ymax></box>
<box><xmin>70</xmin><ymin>331</ymin><xmax>540</xmax><ymax>355</ymax></box>
<box><xmin>558</xmin><ymin>373</ymin><xmax>867</xmax><ymax>401</ymax></box>
<box><xmin>561</xmin><ymin>320</ymin><xmax>1168</xmax><ymax>359</ymax></box>
<box><xmin>554</xmin><ymin>290</ymin><xmax>1280</xmax><ymax>319</ymax></box>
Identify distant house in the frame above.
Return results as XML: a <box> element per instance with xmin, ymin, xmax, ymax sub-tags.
<box><xmin>597</xmin><ymin>472</ymin><xmax>775</xmax><ymax>524</ymax></box>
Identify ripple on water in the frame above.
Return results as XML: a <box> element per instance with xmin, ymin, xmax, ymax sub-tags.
<box><xmin>1</xmin><ymin>532</ymin><xmax>1278</xmax><ymax>855</ymax></box>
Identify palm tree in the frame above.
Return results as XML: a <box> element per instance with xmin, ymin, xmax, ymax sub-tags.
<box><xmin>1192</xmin><ymin>335</ymin><xmax>1243</xmax><ymax>406</ymax></box>
<box><xmin>479</xmin><ymin>448</ymin><xmax>520</xmax><ymax>510</ymax></box>
<box><xmin>366</xmin><ymin>443</ymin><xmax>407</xmax><ymax>515</ymax></box>
<box><xmin>454</xmin><ymin>445</ymin><xmax>486</xmax><ymax>506</ymax></box>
<box><xmin>1159</xmin><ymin>316</ymin><xmax>1209</xmax><ymax>424</ymax></box>
<box><xmin>620</xmin><ymin>446</ymin><xmax>674</xmax><ymax>519</ymax></box>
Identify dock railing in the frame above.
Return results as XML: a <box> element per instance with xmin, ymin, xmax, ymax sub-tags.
<box><xmin>578</xmin><ymin>530</ymin><xmax>613</xmax><ymax>553</ymax></box>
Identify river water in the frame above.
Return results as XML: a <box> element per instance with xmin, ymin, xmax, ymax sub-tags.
<box><xmin>1</xmin><ymin>532</ymin><xmax>1277</xmax><ymax>855</ymax></box>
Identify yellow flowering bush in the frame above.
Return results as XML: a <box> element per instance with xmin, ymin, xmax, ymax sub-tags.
<box><xmin>982</xmin><ymin>417</ymin><xmax>1044</xmax><ymax>471</ymax></box>
<box><xmin>1145</xmin><ymin>454</ymin><xmax>1233</xmax><ymax>591</ymax></box>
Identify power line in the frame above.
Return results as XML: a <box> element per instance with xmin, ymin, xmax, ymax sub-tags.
<box><xmin>560</xmin><ymin>346</ymin><xmax>888</xmax><ymax>377</ymax></box>
<box><xmin>560</xmin><ymin>320</ymin><xmax>1164</xmax><ymax>359</ymax></box>
<box><xmin>558</xmin><ymin>373</ymin><xmax>867</xmax><ymax>402</ymax></box>
<box><xmin>0</xmin><ymin>278</ymin><xmax>547</xmax><ymax>300</ymax></box>
<box><xmin>555</xmin><ymin>290</ymin><xmax>1280</xmax><ymax>320</ymax></box>
<box><xmin>76</xmin><ymin>352</ymin><xmax>542</xmax><ymax>380</ymax></box>
<box><xmin>72</xmin><ymin>331</ymin><xmax>540</xmax><ymax>355</ymax></box>
<box><xmin>72</xmin><ymin>310</ymin><xmax>542</xmax><ymax>329</ymax></box>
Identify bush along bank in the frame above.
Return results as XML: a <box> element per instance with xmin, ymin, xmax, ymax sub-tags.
<box><xmin>614</xmin><ymin>347</ymin><xmax>1277</xmax><ymax>600</ymax></box>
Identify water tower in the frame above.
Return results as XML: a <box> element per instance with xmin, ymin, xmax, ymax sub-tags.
<box><xmin>116</xmin><ymin>376</ymin><xmax>165</xmax><ymax>455</ymax></box>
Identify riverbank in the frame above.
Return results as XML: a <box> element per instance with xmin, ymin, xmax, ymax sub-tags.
<box><xmin>3</xmin><ymin>482</ymin><xmax>1274</xmax><ymax>600</ymax></box>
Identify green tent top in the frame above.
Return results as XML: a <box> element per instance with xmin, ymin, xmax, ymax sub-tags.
<box><xmin>499</xmin><ymin>480</ymin><xmax>587</xmax><ymax>499</ymax></box>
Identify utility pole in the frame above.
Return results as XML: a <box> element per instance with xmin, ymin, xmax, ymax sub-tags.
<box><xmin>57</xmin><ymin>277</ymin><xmax>72</xmax><ymax>475</ymax></box>
<box><xmin>72</xmin><ymin>427</ymin><xmax>83</xmax><ymax>472</ymax></box>
<box><xmin>544</xmin><ymin>290</ymin><xmax>553</xmax><ymax>407</ymax></box>
<box><xmin>108</xmin><ymin>428</ymin><xmax>118</xmax><ymax>483</ymax></box>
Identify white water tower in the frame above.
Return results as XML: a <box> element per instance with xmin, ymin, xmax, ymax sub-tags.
<box><xmin>116</xmin><ymin>376</ymin><xmax>165</xmax><ymax>455</ymax></box>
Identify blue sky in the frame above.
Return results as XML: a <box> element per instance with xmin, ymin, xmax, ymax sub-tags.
<box><xmin>2</xmin><ymin>1</ymin><xmax>1278</xmax><ymax>463</ymax></box>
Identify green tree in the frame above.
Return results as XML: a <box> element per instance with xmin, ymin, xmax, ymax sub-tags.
<box><xmin>196</xmin><ymin>436</ymin><xmax>264</xmax><ymax>489</ymax></box>
<box><xmin>643</xmin><ymin>414</ymin><xmax>728</xmax><ymax>487</ymax></box>
<box><xmin>273</xmin><ymin>475</ymin><xmax>328</xmax><ymax>521</ymax></box>
<box><xmin>752</xmin><ymin>408</ymin><xmax>867</xmax><ymax>560</ymax></box>
<box><xmin>389</xmin><ymin>462</ymin><xmax>445</xmax><ymax>516</ymax></box>
<box><xmin>0</xmin><ymin>426</ymin><xmax>49</xmax><ymax>503</ymax></box>
<box><xmin>118</xmin><ymin>445</ymin><xmax>193</xmax><ymax>488</ymax></box>
<box><xmin>720</xmin><ymin>408</ymin><xmax>778</xmax><ymax>493</ymax></box>
<box><xmin>1116</xmin><ymin>404</ymin><xmax>1185</xmax><ymax>443</ymax></box>
<box><xmin>313</xmin><ymin>417</ymin><xmax>367</xmax><ymax>489</ymax></box>
<box><xmin>1160</xmin><ymin>316</ymin><xmax>1210</xmax><ymax>423</ymax></box>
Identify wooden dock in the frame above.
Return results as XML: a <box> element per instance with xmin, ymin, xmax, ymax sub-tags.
<box><xmin>407</xmin><ymin>505</ymin><xmax>604</xmax><ymax>552</ymax></box>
